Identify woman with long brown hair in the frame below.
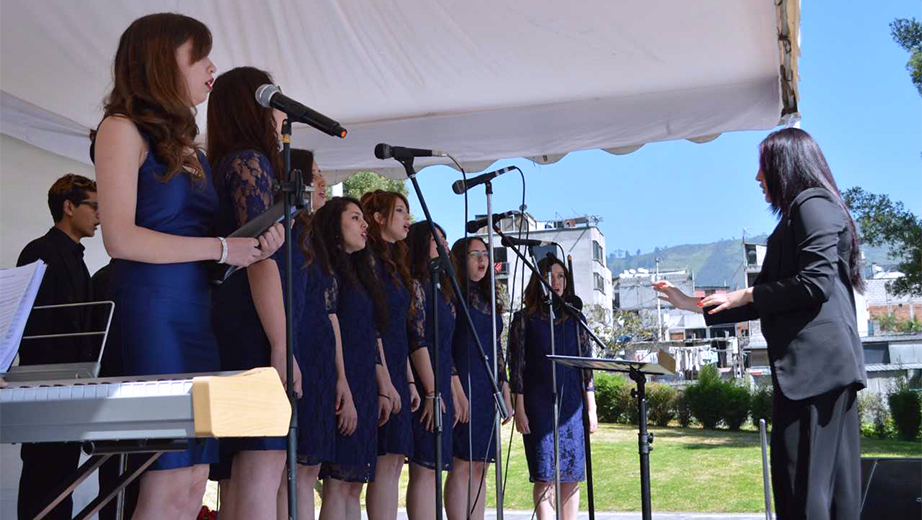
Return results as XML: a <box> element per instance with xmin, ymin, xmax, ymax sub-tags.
<box><xmin>360</xmin><ymin>190</ymin><xmax>419</xmax><ymax>520</ymax></box>
<box><xmin>508</xmin><ymin>256</ymin><xmax>597</xmax><ymax>520</ymax></box>
<box><xmin>206</xmin><ymin>65</ymin><xmax>301</xmax><ymax>520</ymax></box>
<box><xmin>92</xmin><ymin>13</ymin><xmax>282</xmax><ymax>520</ymax></box>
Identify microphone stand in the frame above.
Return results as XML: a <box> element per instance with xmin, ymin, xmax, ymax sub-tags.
<box><xmin>484</xmin><ymin>181</ymin><xmax>505</xmax><ymax>520</ymax></box>
<box><xmin>390</xmin><ymin>154</ymin><xmax>511</xmax><ymax>520</ymax></box>
<box><xmin>493</xmin><ymin>226</ymin><xmax>609</xmax><ymax>520</ymax></box>
<box><xmin>278</xmin><ymin>119</ymin><xmax>302</xmax><ymax>520</ymax></box>
<box><xmin>567</xmin><ymin>255</ymin><xmax>595</xmax><ymax>520</ymax></box>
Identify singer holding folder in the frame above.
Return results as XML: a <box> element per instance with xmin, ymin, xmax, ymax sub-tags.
<box><xmin>92</xmin><ymin>14</ymin><xmax>282</xmax><ymax>520</ymax></box>
<box><xmin>654</xmin><ymin>128</ymin><xmax>866</xmax><ymax>520</ymax></box>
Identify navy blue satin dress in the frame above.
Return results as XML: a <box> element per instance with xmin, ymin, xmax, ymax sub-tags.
<box><xmin>508</xmin><ymin>310</ymin><xmax>592</xmax><ymax>483</ymax></box>
<box><xmin>375</xmin><ymin>252</ymin><xmax>414</xmax><ymax>458</ymax></box>
<box><xmin>322</xmin><ymin>273</ymin><xmax>378</xmax><ymax>482</ymax></box>
<box><xmin>211</xmin><ymin>150</ymin><xmax>288</xmax><ymax>455</ymax></box>
<box><xmin>279</xmin><ymin>224</ymin><xmax>338</xmax><ymax>466</ymax></box>
<box><xmin>111</xmin><ymin>139</ymin><xmax>219</xmax><ymax>470</ymax></box>
<box><xmin>410</xmin><ymin>280</ymin><xmax>456</xmax><ymax>470</ymax></box>
<box><xmin>453</xmin><ymin>291</ymin><xmax>506</xmax><ymax>462</ymax></box>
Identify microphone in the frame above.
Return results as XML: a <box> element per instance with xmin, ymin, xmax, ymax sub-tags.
<box><xmin>255</xmin><ymin>84</ymin><xmax>347</xmax><ymax>138</ymax></box>
<box><xmin>465</xmin><ymin>210</ymin><xmax>518</xmax><ymax>234</ymax></box>
<box><xmin>452</xmin><ymin>166</ymin><xmax>516</xmax><ymax>195</ymax></box>
<box><xmin>501</xmin><ymin>236</ymin><xmax>558</xmax><ymax>248</ymax></box>
<box><xmin>374</xmin><ymin>143</ymin><xmax>448</xmax><ymax>160</ymax></box>
<box><xmin>566</xmin><ymin>294</ymin><xmax>584</xmax><ymax>312</ymax></box>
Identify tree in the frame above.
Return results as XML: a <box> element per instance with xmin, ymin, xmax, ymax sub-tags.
<box><xmin>341</xmin><ymin>170</ymin><xmax>408</xmax><ymax>200</ymax></box>
<box><xmin>891</xmin><ymin>18</ymin><xmax>922</xmax><ymax>95</ymax></box>
<box><xmin>843</xmin><ymin>187</ymin><xmax>922</xmax><ymax>296</ymax></box>
<box><xmin>586</xmin><ymin>304</ymin><xmax>665</xmax><ymax>356</ymax></box>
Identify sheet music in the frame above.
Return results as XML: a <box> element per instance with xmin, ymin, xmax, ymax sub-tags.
<box><xmin>0</xmin><ymin>260</ymin><xmax>47</xmax><ymax>372</ymax></box>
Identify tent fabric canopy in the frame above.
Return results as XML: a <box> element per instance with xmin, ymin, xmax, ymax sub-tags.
<box><xmin>0</xmin><ymin>0</ymin><xmax>800</xmax><ymax>183</ymax></box>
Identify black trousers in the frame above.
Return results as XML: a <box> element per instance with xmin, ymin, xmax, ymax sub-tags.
<box><xmin>772</xmin><ymin>384</ymin><xmax>861</xmax><ymax>520</ymax></box>
<box><xmin>18</xmin><ymin>442</ymin><xmax>81</xmax><ymax>520</ymax></box>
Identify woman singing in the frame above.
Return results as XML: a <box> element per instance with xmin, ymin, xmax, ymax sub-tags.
<box><xmin>445</xmin><ymin>236</ymin><xmax>513</xmax><ymax>520</ymax></box>
<box><xmin>361</xmin><ymin>190</ymin><xmax>420</xmax><ymax>520</ymax></box>
<box><xmin>508</xmin><ymin>256</ymin><xmax>597</xmax><ymax>520</ymax></box>
<box><xmin>655</xmin><ymin>128</ymin><xmax>866</xmax><ymax>520</ymax></box>
<box><xmin>92</xmin><ymin>14</ymin><xmax>282</xmax><ymax>520</ymax></box>
<box><xmin>404</xmin><ymin>222</ymin><xmax>467</xmax><ymax>520</ymax></box>
<box><xmin>206</xmin><ymin>65</ymin><xmax>300</xmax><ymax>520</ymax></box>
<box><xmin>317</xmin><ymin>197</ymin><xmax>395</xmax><ymax>520</ymax></box>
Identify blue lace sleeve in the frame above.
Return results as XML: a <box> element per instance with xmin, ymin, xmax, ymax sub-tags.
<box><xmin>223</xmin><ymin>151</ymin><xmax>276</xmax><ymax>227</ymax></box>
<box><xmin>507</xmin><ymin>311</ymin><xmax>526</xmax><ymax>394</ymax></box>
<box><xmin>325</xmin><ymin>275</ymin><xmax>339</xmax><ymax>314</ymax></box>
<box><xmin>408</xmin><ymin>280</ymin><xmax>427</xmax><ymax>353</ymax></box>
<box><xmin>577</xmin><ymin>312</ymin><xmax>594</xmax><ymax>392</ymax></box>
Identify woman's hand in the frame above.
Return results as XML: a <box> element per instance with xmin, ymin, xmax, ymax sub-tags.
<box><xmin>418</xmin><ymin>393</ymin><xmax>448</xmax><ymax>432</ymax></box>
<box><xmin>451</xmin><ymin>376</ymin><xmax>469</xmax><ymax>426</ymax></box>
<box><xmin>408</xmin><ymin>383</ymin><xmax>421</xmax><ymax>412</ymax></box>
<box><xmin>385</xmin><ymin>380</ymin><xmax>402</xmax><ymax>415</ymax></box>
<box><xmin>270</xmin><ymin>347</ymin><xmax>302</xmax><ymax>398</ymax></box>
<box><xmin>699</xmin><ymin>287</ymin><xmax>754</xmax><ymax>314</ymax></box>
<box><xmin>588</xmin><ymin>407</ymin><xmax>598</xmax><ymax>434</ymax></box>
<box><xmin>377</xmin><ymin>394</ymin><xmax>393</xmax><ymax>426</ymax></box>
<box><xmin>501</xmin><ymin>383</ymin><xmax>514</xmax><ymax>425</ymax></box>
<box><xmin>334</xmin><ymin>379</ymin><xmax>357</xmax><ymax>435</ymax></box>
<box><xmin>515</xmin><ymin>407</ymin><xmax>530</xmax><ymax>435</ymax></box>
<box><xmin>652</xmin><ymin>280</ymin><xmax>701</xmax><ymax>313</ymax></box>
<box><xmin>254</xmin><ymin>222</ymin><xmax>285</xmax><ymax>262</ymax></box>
<box><xmin>223</xmin><ymin>237</ymin><xmax>262</xmax><ymax>267</ymax></box>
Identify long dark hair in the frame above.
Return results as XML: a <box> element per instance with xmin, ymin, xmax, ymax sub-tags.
<box><xmin>759</xmin><ymin>128</ymin><xmax>864</xmax><ymax>292</ymax></box>
<box><xmin>450</xmin><ymin>236</ymin><xmax>503</xmax><ymax>314</ymax></box>
<box><xmin>206</xmin><ymin>67</ymin><xmax>283</xmax><ymax>178</ymax></box>
<box><xmin>523</xmin><ymin>256</ymin><xmax>574</xmax><ymax>316</ymax></box>
<box><xmin>96</xmin><ymin>13</ymin><xmax>212</xmax><ymax>182</ymax></box>
<box><xmin>361</xmin><ymin>190</ymin><xmax>413</xmax><ymax>290</ymax></box>
<box><xmin>307</xmin><ymin>196</ymin><xmax>388</xmax><ymax>330</ymax></box>
<box><xmin>405</xmin><ymin>221</ymin><xmax>454</xmax><ymax>303</ymax></box>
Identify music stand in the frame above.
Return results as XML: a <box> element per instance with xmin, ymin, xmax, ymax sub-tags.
<box><xmin>548</xmin><ymin>350</ymin><xmax>676</xmax><ymax>520</ymax></box>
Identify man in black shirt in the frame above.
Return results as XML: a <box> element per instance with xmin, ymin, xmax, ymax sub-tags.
<box><xmin>15</xmin><ymin>173</ymin><xmax>99</xmax><ymax>520</ymax></box>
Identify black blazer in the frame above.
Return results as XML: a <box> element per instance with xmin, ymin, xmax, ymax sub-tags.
<box><xmin>705</xmin><ymin>188</ymin><xmax>866</xmax><ymax>401</ymax></box>
<box><xmin>16</xmin><ymin>228</ymin><xmax>95</xmax><ymax>365</ymax></box>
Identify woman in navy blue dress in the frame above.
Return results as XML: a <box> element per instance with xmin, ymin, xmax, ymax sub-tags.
<box><xmin>93</xmin><ymin>14</ymin><xmax>282</xmax><ymax>520</ymax></box>
<box><xmin>508</xmin><ymin>257</ymin><xmax>597</xmax><ymax>520</ymax></box>
<box><xmin>361</xmin><ymin>190</ymin><xmax>421</xmax><ymax>520</ymax></box>
<box><xmin>404</xmin><ymin>221</ymin><xmax>466</xmax><ymax>520</ymax></box>
<box><xmin>316</xmin><ymin>197</ymin><xmax>394</xmax><ymax>520</ymax></box>
<box><xmin>445</xmin><ymin>237</ymin><xmax>514</xmax><ymax>520</ymax></box>
<box><xmin>206</xmin><ymin>66</ymin><xmax>300</xmax><ymax>520</ymax></box>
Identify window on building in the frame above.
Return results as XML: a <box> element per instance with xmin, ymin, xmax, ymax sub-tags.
<box><xmin>745</xmin><ymin>244</ymin><xmax>759</xmax><ymax>266</ymax></box>
<box><xmin>493</xmin><ymin>247</ymin><xmax>508</xmax><ymax>275</ymax></box>
<box><xmin>592</xmin><ymin>240</ymin><xmax>604</xmax><ymax>263</ymax></box>
<box><xmin>746</xmin><ymin>272</ymin><xmax>759</xmax><ymax>288</ymax></box>
<box><xmin>594</xmin><ymin>272</ymin><xmax>606</xmax><ymax>294</ymax></box>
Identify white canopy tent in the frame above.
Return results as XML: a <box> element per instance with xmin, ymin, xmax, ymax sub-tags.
<box><xmin>1</xmin><ymin>0</ymin><xmax>800</xmax><ymax>183</ymax></box>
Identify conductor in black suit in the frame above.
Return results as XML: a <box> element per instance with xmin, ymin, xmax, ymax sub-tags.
<box><xmin>15</xmin><ymin>173</ymin><xmax>100</xmax><ymax>520</ymax></box>
<box><xmin>655</xmin><ymin>128</ymin><xmax>866</xmax><ymax>520</ymax></box>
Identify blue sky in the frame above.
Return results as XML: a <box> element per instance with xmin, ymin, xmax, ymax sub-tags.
<box><xmin>403</xmin><ymin>0</ymin><xmax>921</xmax><ymax>256</ymax></box>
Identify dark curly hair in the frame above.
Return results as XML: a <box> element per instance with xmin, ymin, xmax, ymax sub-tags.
<box><xmin>405</xmin><ymin>220</ymin><xmax>454</xmax><ymax>303</ymax></box>
<box><xmin>450</xmin><ymin>236</ymin><xmax>503</xmax><ymax>314</ymax></box>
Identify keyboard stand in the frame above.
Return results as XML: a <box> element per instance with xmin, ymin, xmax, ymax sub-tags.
<box><xmin>33</xmin><ymin>439</ymin><xmax>188</xmax><ymax>520</ymax></box>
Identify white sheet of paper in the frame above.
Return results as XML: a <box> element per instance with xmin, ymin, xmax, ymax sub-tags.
<box><xmin>0</xmin><ymin>260</ymin><xmax>47</xmax><ymax>372</ymax></box>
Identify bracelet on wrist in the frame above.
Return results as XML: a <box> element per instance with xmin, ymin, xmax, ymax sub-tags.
<box><xmin>378</xmin><ymin>393</ymin><xmax>390</xmax><ymax>400</ymax></box>
<box><xmin>408</xmin><ymin>381</ymin><xmax>416</xmax><ymax>385</ymax></box>
<box><xmin>217</xmin><ymin>237</ymin><xmax>228</xmax><ymax>264</ymax></box>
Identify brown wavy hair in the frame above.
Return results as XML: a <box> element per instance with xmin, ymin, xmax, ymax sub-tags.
<box><xmin>523</xmin><ymin>256</ymin><xmax>574</xmax><ymax>317</ymax></box>
<box><xmin>360</xmin><ymin>190</ymin><xmax>412</xmax><ymax>290</ymax></box>
<box><xmin>96</xmin><ymin>13</ymin><xmax>212</xmax><ymax>182</ymax></box>
<box><xmin>450</xmin><ymin>236</ymin><xmax>503</xmax><ymax>314</ymax></box>
<box><xmin>405</xmin><ymin>221</ymin><xmax>454</xmax><ymax>303</ymax></box>
<box><xmin>206</xmin><ymin>67</ymin><xmax>283</xmax><ymax>179</ymax></box>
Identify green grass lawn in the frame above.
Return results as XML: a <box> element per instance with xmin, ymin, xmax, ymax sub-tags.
<box><xmin>205</xmin><ymin>423</ymin><xmax>920</xmax><ymax>513</ymax></box>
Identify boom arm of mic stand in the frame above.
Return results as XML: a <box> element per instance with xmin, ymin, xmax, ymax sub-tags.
<box><xmin>396</xmin><ymin>156</ymin><xmax>510</xmax><ymax>420</ymax></box>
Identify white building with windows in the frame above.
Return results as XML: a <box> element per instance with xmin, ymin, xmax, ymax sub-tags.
<box><xmin>472</xmin><ymin>213</ymin><xmax>613</xmax><ymax>327</ymax></box>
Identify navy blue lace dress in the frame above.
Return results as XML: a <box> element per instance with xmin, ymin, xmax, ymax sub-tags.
<box><xmin>375</xmin><ymin>251</ymin><xmax>414</xmax><ymax>458</ymax></box>
<box><xmin>276</xmin><ymin>222</ymin><xmax>338</xmax><ymax>466</ymax></box>
<box><xmin>111</xmin><ymin>137</ymin><xmax>219</xmax><ymax>470</ymax></box>
<box><xmin>508</xmin><ymin>310</ymin><xmax>594</xmax><ymax>483</ymax></box>
<box><xmin>212</xmin><ymin>150</ymin><xmax>288</xmax><ymax>456</ymax></box>
<box><xmin>409</xmin><ymin>280</ymin><xmax>456</xmax><ymax>470</ymax></box>
<box><xmin>452</xmin><ymin>291</ymin><xmax>506</xmax><ymax>462</ymax></box>
<box><xmin>321</xmin><ymin>272</ymin><xmax>379</xmax><ymax>482</ymax></box>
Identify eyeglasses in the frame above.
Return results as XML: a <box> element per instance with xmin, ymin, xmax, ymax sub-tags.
<box><xmin>468</xmin><ymin>251</ymin><xmax>489</xmax><ymax>260</ymax></box>
<box><xmin>79</xmin><ymin>201</ymin><xmax>99</xmax><ymax>211</ymax></box>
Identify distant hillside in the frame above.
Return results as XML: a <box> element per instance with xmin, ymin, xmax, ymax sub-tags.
<box><xmin>608</xmin><ymin>236</ymin><xmax>900</xmax><ymax>287</ymax></box>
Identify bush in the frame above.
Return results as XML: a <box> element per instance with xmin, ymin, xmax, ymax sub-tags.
<box><xmin>858</xmin><ymin>391</ymin><xmax>893</xmax><ymax>439</ymax></box>
<box><xmin>750</xmin><ymin>383</ymin><xmax>773</xmax><ymax>429</ymax></box>
<box><xmin>685</xmin><ymin>365</ymin><xmax>724</xmax><ymax>429</ymax></box>
<box><xmin>675</xmin><ymin>390</ymin><xmax>693</xmax><ymax>428</ymax></box>
<box><xmin>887</xmin><ymin>379</ymin><xmax>922</xmax><ymax>441</ymax></box>
<box><xmin>720</xmin><ymin>381</ymin><xmax>751</xmax><ymax>431</ymax></box>
<box><xmin>646</xmin><ymin>383</ymin><xmax>678</xmax><ymax>427</ymax></box>
<box><xmin>594</xmin><ymin>372</ymin><xmax>631</xmax><ymax>424</ymax></box>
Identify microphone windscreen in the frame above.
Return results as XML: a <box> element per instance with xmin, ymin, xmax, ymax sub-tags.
<box><xmin>374</xmin><ymin>143</ymin><xmax>392</xmax><ymax>160</ymax></box>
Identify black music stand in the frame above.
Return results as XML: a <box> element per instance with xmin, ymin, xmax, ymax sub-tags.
<box><xmin>547</xmin><ymin>351</ymin><xmax>676</xmax><ymax>520</ymax></box>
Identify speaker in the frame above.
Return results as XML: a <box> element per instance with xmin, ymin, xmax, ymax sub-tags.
<box><xmin>860</xmin><ymin>457</ymin><xmax>921</xmax><ymax>520</ymax></box>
